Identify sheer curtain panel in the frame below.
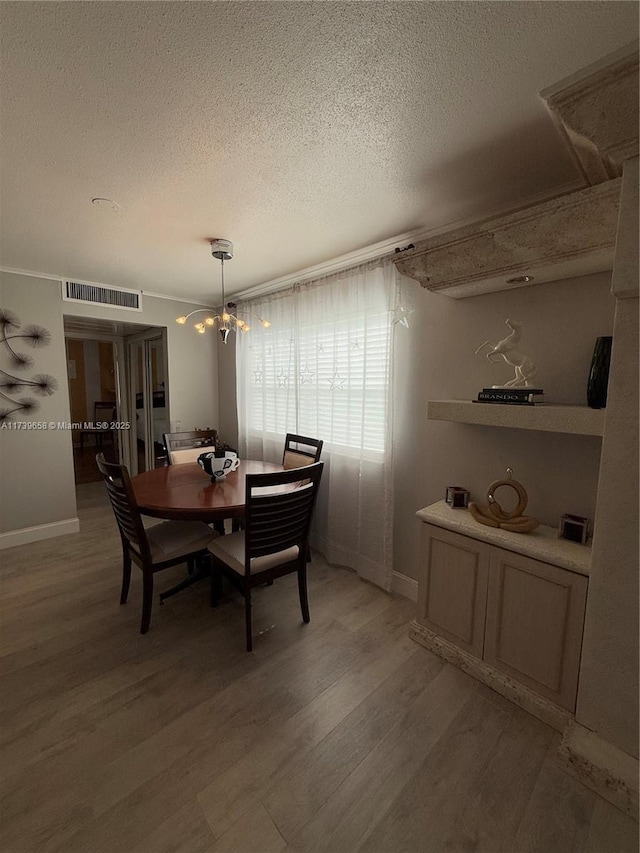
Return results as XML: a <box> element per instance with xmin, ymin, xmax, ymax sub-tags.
<box><xmin>236</xmin><ymin>261</ymin><xmax>396</xmax><ymax>590</ymax></box>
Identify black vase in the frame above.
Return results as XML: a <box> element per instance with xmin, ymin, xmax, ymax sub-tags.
<box><xmin>587</xmin><ymin>336</ymin><xmax>612</xmax><ymax>409</ymax></box>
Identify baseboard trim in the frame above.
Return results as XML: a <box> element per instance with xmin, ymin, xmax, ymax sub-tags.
<box><xmin>0</xmin><ymin>518</ymin><xmax>80</xmax><ymax>550</ymax></box>
<box><xmin>391</xmin><ymin>571</ymin><xmax>418</xmax><ymax>601</ymax></box>
<box><xmin>558</xmin><ymin>722</ymin><xmax>639</xmax><ymax>820</ymax></box>
<box><xmin>409</xmin><ymin>620</ymin><xmax>571</xmax><ymax>732</ymax></box>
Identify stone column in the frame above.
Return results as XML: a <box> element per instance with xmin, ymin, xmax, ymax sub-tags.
<box><xmin>559</xmin><ymin>157</ymin><xmax>639</xmax><ymax>817</ymax></box>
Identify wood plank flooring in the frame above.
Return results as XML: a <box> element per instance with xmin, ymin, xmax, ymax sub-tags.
<box><xmin>0</xmin><ymin>483</ymin><xmax>637</xmax><ymax>853</ymax></box>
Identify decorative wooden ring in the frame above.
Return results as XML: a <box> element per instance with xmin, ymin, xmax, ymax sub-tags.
<box><xmin>486</xmin><ymin>477</ymin><xmax>528</xmax><ymax>519</ymax></box>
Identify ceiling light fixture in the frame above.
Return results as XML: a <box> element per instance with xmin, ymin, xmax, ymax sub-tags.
<box><xmin>176</xmin><ymin>239</ymin><xmax>271</xmax><ymax>344</ymax></box>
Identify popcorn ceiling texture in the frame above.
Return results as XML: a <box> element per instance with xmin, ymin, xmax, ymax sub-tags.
<box><xmin>0</xmin><ymin>2</ymin><xmax>637</xmax><ymax>299</ymax></box>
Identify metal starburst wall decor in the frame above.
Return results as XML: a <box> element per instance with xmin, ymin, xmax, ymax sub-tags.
<box><xmin>0</xmin><ymin>309</ymin><xmax>58</xmax><ymax>423</ymax></box>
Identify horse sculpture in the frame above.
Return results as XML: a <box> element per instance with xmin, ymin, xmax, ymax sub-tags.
<box><xmin>475</xmin><ymin>319</ymin><xmax>537</xmax><ymax>387</ymax></box>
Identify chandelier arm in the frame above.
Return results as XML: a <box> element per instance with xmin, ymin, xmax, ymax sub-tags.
<box><xmin>181</xmin><ymin>308</ymin><xmax>220</xmax><ymax>321</ymax></box>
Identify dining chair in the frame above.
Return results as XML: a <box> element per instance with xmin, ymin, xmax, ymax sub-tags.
<box><xmin>163</xmin><ymin>428</ymin><xmax>233</xmax><ymax>537</ymax></box>
<box><xmin>208</xmin><ymin>461</ymin><xmax>324</xmax><ymax>651</ymax></box>
<box><xmin>79</xmin><ymin>401</ymin><xmax>117</xmax><ymax>450</ymax></box>
<box><xmin>163</xmin><ymin>429</ymin><xmax>219</xmax><ymax>465</ymax></box>
<box><xmin>282</xmin><ymin>433</ymin><xmax>323</xmax><ymax>469</ymax></box>
<box><xmin>282</xmin><ymin>434</ymin><xmax>323</xmax><ymax>562</ymax></box>
<box><xmin>96</xmin><ymin>453</ymin><xmax>217</xmax><ymax>634</ymax></box>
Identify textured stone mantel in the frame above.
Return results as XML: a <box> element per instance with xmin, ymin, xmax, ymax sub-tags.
<box><xmin>394</xmin><ymin>179</ymin><xmax>621</xmax><ymax>298</ymax></box>
<box><xmin>541</xmin><ymin>43</ymin><xmax>639</xmax><ymax>184</ymax></box>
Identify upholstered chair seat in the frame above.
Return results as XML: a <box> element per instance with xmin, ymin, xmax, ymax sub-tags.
<box><xmin>209</xmin><ymin>531</ymin><xmax>299</xmax><ymax>576</ymax></box>
<box><xmin>146</xmin><ymin>520</ymin><xmax>217</xmax><ymax>563</ymax></box>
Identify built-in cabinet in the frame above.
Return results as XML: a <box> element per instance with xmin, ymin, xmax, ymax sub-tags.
<box><xmin>419</xmin><ymin>525</ymin><xmax>489</xmax><ymax>659</ymax></box>
<box><xmin>483</xmin><ymin>547</ymin><xmax>587</xmax><ymax>711</ymax></box>
<box><xmin>415</xmin><ymin>505</ymin><xmax>590</xmax><ymax>714</ymax></box>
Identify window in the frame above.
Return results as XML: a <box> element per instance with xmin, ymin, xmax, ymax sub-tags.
<box><xmin>239</xmin><ymin>263</ymin><xmax>394</xmax><ymax>455</ymax></box>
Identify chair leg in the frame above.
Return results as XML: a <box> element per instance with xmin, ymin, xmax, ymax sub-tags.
<box><xmin>141</xmin><ymin>571</ymin><xmax>153</xmax><ymax>634</ymax></box>
<box><xmin>245</xmin><ymin>590</ymin><xmax>253</xmax><ymax>652</ymax></box>
<box><xmin>120</xmin><ymin>549</ymin><xmax>132</xmax><ymax>604</ymax></box>
<box><xmin>298</xmin><ymin>566</ymin><xmax>310</xmax><ymax>623</ymax></box>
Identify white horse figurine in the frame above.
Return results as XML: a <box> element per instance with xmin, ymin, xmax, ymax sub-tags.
<box><xmin>475</xmin><ymin>319</ymin><xmax>537</xmax><ymax>387</ymax></box>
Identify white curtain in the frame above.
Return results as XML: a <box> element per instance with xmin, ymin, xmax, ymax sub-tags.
<box><xmin>236</xmin><ymin>260</ymin><xmax>396</xmax><ymax>590</ymax></box>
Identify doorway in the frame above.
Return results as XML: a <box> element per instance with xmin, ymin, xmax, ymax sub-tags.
<box><xmin>63</xmin><ymin>317</ymin><xmax>169</xmax><ymax>486</ymax></box>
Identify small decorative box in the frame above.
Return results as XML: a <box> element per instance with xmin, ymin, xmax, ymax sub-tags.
<box><xmin>445</xmin><ymin>486</ymin><xmax>470</xmax><ymax>509</ymax></box>
<box><xmin>559</xmin><ymin>513</ymin><xmax>590</xmax><ymax>545</ymax></box>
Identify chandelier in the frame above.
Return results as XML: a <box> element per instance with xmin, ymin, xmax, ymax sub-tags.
<box><xmin>176</xmin><ymin>239</ymin><xmax>271</xmax><ymax>344</ymax></box>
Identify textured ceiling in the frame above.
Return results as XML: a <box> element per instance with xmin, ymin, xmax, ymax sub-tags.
<box><xmin>1</xmin><ymin>2</ymin><xmax>638</xmax><ymax>301</ymax></box>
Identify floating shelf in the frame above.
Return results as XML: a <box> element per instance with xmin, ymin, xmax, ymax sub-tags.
<box><xmin>416</xmin><ymin>501</ymin><xmax>591</xmax><ymax>576</ymax></box>
<box><xmin>427</xmin><ymin>400</ymin><xmax>605</xmax><ymax>436</ymax></box>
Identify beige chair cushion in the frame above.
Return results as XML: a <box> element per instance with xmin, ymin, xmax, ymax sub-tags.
<box><xmin>283</xmin><ymin>450</ymin><xmax>315</xmax><ymax>470</ymax></box>
<box><xmin>147</xmin><ymin>520</ymin><xmax>217</xmax><ymax>563</ymax></box>
<box><xmin>208</xmin><ymin>531</ymin><xmax>299</xmax><ymax>575</ymax></box>
<box><xmin>170</xmin><ymin>447</ymin><xmax>210</xmax><ymax>465</ymax></box>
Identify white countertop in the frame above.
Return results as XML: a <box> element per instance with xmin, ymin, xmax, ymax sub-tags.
<box><xmin>416</xmin><ymin>500</ymin><xmax>591</xmax><ymax>576</ymax></box>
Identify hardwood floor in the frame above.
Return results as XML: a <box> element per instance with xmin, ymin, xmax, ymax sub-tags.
<box><xmin>0</xmin><ymin>484</ymin><xmax>637</xmax><ymax>853</ymax></box>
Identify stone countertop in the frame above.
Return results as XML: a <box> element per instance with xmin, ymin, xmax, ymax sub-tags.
<box><xmin>416</xmin><ymin>500</ymin><xmax>591</xmax><ymax>577</ymax></box>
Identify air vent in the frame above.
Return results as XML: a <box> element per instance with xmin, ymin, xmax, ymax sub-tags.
<box><xmin>62</xmin><ymin>280</ymin><xmax>142</xmax><ymax>311</ymax></box>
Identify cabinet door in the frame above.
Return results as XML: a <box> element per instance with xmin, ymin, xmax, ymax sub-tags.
<box><xmin>484</xmin><ymin>549</ymin><xmax>588</xmax><ymax>711</ymax></box>
<box><xmin>417</xmin><ymin>524</ymin><xmax>490</xmax><ymax>658</ymax></box>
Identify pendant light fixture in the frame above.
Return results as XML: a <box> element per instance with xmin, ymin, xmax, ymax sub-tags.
<box><xmin>176</xmin><ymin>239</ymin><xmax>271</xmax><ymax>343</ymax></box>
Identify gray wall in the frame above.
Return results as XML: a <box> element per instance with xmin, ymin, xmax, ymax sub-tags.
<box><xmin>0</xmin><ymin>271</ymin><xmax>219</xmax><ymax>536</ymax></box>
<box><xmin>216</xmin><ymin>332</ymin><xmax>239</xmax><ymax>448</ymax></box>
<box><xmin>0</xmin><ymin>274</ymin><xmax>78</xmax><ymax>533</ymax></box>
<box><xmin>60</xmin><ymin>285</ymin><xmax>220</xmax><ymax>436</ymax></box>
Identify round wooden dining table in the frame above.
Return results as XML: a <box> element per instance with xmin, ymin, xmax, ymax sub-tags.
<box><xmin>131</xmin><ymin>459</ymin><xmax>285</xmax><ymax>522</ymax></box>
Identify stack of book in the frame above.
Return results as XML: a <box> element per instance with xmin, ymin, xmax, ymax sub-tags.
<box><xmin>473</xmin><ymin>388</ymin><xmax>544</xmax><ymax>406</ymax></box>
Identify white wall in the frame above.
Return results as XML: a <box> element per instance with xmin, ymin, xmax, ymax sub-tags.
<box><xmin>0</xmin><ymin>271</ymin><xmax>219</xmax><ymax>539</ymax></box>
<box><xmin>393</xmin><ymin>271</ymin><xmax>615</xmax><ymax>580</ymax></box>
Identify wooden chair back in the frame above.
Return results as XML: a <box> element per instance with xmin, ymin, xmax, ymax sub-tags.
<box><xmin>96</xmin><ymin>452</ymin><xmax>150</xmax><ymax>562</ymax></box>
<box><xmin>282</xmin><ymin>434</ymin><xmax>323</xmax><ymax>470</ymax></box>
<box><xmin>244</xmin><ymin>462</ymin><xmax>324</xmax><ymax>573</ymax></box>
<box><xmin>163</xmin><ymin>429</ymin><xmax>219</xmax><ymax>464</ymax></box>
<box><xmin>94</xmin><ymin>401</ymin><xmax>116</xmax><ymax>421</ymax></box>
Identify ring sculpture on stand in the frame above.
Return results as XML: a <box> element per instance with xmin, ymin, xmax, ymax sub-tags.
<box><xmin>469</xmin><ymin>468</ymin><xmax>539</xmax><ymax>533</ymax></box>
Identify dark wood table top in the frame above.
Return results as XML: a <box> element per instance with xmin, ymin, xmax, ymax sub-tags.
<box><xmin>132</xmin><ymin>459</ymin><xmax>285</xmax><ymax>522</ymax></box>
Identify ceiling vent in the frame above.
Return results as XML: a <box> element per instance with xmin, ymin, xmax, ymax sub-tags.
<box><xmin>62</xmin><ymin>279</ymin><xmax>142</xmax><ymax>311</ymax></box>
